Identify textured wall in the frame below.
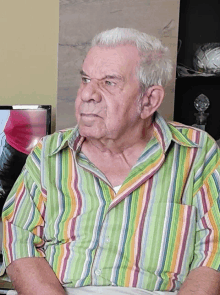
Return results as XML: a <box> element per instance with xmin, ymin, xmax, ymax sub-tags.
<box><xmin>57</xmin><ymin>0</ymin><xmax>180</xmax><ymax>130</ymax></box>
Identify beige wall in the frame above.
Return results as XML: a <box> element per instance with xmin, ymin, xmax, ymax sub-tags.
<box><xmin>0</xmin><ymin>1</ymin><xmax>59</xmax><ymax>132</ymax></box>
<box><xmin>57</xmin><ymin>0</ymin><xmax>180</xmax><ymax>130</ymax></box>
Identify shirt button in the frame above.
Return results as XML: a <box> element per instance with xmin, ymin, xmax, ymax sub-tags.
<box><xmin>95</xmin><ymin>269</ymin><xmax>102</xmax><ymax>276</ymax></box>
<box><xmin>106</xmin><ymin>238</ymin><xmax>110</xmax><ymax>243</ymax></box>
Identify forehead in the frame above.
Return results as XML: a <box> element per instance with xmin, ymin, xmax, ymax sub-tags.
<box><xmin>82</xmin><ymin>44</ymin><xmax>140</xmax><ymax>78</ymax></box>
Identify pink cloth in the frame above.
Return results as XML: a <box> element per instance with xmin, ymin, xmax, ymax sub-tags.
<box><xmin>4</xmin><ymin>110</ymin><xmax>47</xmax><ymax>155</ymax></box>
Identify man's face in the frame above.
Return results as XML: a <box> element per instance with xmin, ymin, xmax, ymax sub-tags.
<box><xmin>75</xmin><ymin>44</ymin><xmax>143</xmax><ymax>140</ymax></box>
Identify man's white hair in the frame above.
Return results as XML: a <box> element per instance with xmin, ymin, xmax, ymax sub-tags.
<box><xmin>91</xmin><ymin>27</ymin><xmax>173</xmax><ymax>91</ymax></box>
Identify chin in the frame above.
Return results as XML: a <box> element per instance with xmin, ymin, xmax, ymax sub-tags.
<box><xmin>78</xmin><ymin>125</ymin><xmax>104</xmax><ymax>139</ymax></box>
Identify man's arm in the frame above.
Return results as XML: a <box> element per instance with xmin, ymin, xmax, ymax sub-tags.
<box><xmin>6</xmin><ymin>257</ymin><xmax>66</xmax><ymax>295</ymax></box>
<box><xmin>178</xmin><ymin>266</ymin><xmax>220</xmax><ymax>295</ymax></box>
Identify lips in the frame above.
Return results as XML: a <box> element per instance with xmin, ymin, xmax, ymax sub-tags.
<box><xmin>79</xmin><ymin>113</ymin><xmax>102</xmax><ymax>127</ymax></box>
<box><xmin>80</xmin><ymin>113</ymin><xmax>101</xmax><ymax>118</ymax></box>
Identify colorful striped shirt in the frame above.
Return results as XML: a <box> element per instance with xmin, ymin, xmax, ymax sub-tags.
<box><xmin>2</xmin><ymin>113</ymin><xmax>220</xmax><ymax>291</ymax></box>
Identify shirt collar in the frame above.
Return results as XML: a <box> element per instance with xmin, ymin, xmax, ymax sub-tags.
<box><xmin>50</xmin><ymin>112</ymin><xmax>199</xmax><ymax>156</ymax></box>
<box><xmin>153</xmin><ymin>112</ymin><xmax>199</xmax><ymax>153</ymax></box>
<box><xmin>49</xmin><ymin>126</ymin><xmax>84</xmax><ymax>156</ymax></box>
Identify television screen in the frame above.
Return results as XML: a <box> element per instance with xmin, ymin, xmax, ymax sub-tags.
<box><xmin>0</xmin><ymin>105</ymin><xmax>51</xmax><ymax>212</ymax></box>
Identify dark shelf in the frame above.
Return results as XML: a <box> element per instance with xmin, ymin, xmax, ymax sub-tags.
<box><xmin>174</xmin><ymin>76</ymin><xmax>220</xmax><ymax>140</ymax></box>
<box><xmin>174</xmin><ymin>0</ymin><xmax>220</xmax><ymax>140</ymax></box>
<box><xmin>177</xmin><ymin>0</ymin><xmax>220</xmax><ymax>68</ymax></box>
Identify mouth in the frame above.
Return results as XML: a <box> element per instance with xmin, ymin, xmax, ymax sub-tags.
<box><xmin>80</xmin><ymin>113</ymin><xmax>101</xmax><ymax>118</ymax></box>
<box><xmin>79</xmin><ymin>113</ymin><xmax>102</xmax><ymax>127</ymax></box>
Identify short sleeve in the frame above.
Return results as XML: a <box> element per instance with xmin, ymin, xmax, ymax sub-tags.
<box><xmin>191</xmin><ymin>146</ymin><xmax>220</xmax><ymax>272</ymax></box>
<box><xmin>2</xmin><ymin>143</ymin><xmax>46</xmax><ymax>269</ymax></box>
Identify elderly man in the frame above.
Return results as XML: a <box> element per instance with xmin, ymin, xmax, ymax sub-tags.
<box><xmin>2</xmin><ymin>28</ymin><xmax>220</xmax><ymax>295</ymax></box>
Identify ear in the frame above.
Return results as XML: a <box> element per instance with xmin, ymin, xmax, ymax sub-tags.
<box><xmin>140</xmin><ymin>85</ymin><xmax>165</xmax><ymax>120</ymax></box>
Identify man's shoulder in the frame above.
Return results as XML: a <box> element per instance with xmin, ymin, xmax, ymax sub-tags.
<box><xmin>153</xmin><ymin>113</ymin><xmax>216</xmax><ymax>151</ymax></box>
<box><xmin>167</xmin><ymin>120</ymin><xmax>218</xmax><ymax>148</ymax></box>
<box><xmin>44</xmin><ymin>127</ymin><xmax>76</xmax><ymax>143</ymax></box>
<box><xmin>168</xmin><ymin>120</ymin><xmax>203</xmax><ymax>133</ymax></box>
<box><xmin>167</xmin><ymin>121</ymin><xmax>220</xmax><ymax>186</ymax></box>
<box><xmin>32</xmin><ymin>126</ymin><xmax>78</xmax><ymax>157</ymax></box>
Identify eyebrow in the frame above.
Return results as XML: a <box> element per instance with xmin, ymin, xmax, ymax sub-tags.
<box><xmin>80</xmin><ymin>70</ymin><xmax>124</xmax><ymax>82</ymax></box>
<box><xmin>80</xmin><ymin>70</ymin><xmax>88</xmax><ymax>76</ymax></box>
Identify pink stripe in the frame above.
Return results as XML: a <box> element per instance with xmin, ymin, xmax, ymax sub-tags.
<box><xmin>180</xmin><ymin>143</ymin><xmax>198</xmax><ymax>203</ymax></box>
<box><xmin>195</xmin><ymin>130</ymin><xmax>201</xmax><ymax>144</ymax></box>
<box><xmin>73</xmin><ymin>135</ymin><xmax>84</xmax><ymax>151</ymax></box>
<box><xmin>7</xmin><ymin>222</ymin><xmax>14</xmax><ymax>263</ymax></box>
<box><xmin>200</xmin><ymin>217</ymin><xmax>211</xmax><ymax>266</ymax></box>
<box><xmin>201</xmin><ymin>187</ymin><xmax>208</xmax><ymax>214</ymax></box>
<box><xmin>60</xmin><ymin>157</ymin><xmax>82</xmax><ymax>281</ymax></box>
<box><xmin>70</xmin><ymin>160</ymin><xmax>83</xmax><ymax>235</ymax></box>
<box><xmin>73</xmin><ymin>136</ymin><xmax>80</xmax><ymax>151</ymax></box>
<box><xmin>13</xmin><ymin>184</ymin><xmax>26</xmax><ymax>221</ymax></box>
<box><xmin>60</xmin><ymin>243</ymin><xmax>71</xmax><ymax>283</ymax></box>
<box><xmin>171</xmin><ymin>206</ymin><xmax>192</xmax><ymax>288</ymax></box>
<box><xmin>41</xmin><ymin>186</ymin><xmax>47</xmax><ymax>196</ymax></box>
<box><xmin>154</xmin><ymin>122</ymin><xmax>166</xmax><ymax>151</ymax></box>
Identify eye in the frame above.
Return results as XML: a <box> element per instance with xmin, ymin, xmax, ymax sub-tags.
<box><xmin>105</xmin><ymin>80</ymin><xmax>116</xmax><ymax>86</ymax></box>
<box><xmin>81</xmin><ymin>77</ymin><xmax>91</xmax><ymax>84</ymax></box>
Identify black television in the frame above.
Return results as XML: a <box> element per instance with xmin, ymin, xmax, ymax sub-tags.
<box><xmin>0</xmin><ymin>105</ymin><xmax>51</xmax><ymax>212</ymax></box>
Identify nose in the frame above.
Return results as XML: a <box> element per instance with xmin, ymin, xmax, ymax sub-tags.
<box><xmin>81</xmin><ymin>80</ymin><xmax>102</xmax><ymax>103</ymax></box>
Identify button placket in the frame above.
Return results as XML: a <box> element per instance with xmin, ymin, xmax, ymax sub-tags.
<box><xmin>95</xmin><ymin>269</ymin><xmax>102</xmax><ymax>276</ymax></box>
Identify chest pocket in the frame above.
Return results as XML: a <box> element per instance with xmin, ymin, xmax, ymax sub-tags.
<box><xmin>140</xmin><ymin>203</ymin><xmax>196</xmax><ymax>275</ymax></box>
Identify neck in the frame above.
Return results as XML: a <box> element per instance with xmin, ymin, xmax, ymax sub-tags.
<box><xmin>83</xmin><ymin>117</ymin><xmax>154</xmax><ymax>156</ymax></box>
<box><xmin>80</xmin><ymin>117</ymin><xmax>155</xmax><ymax>187</ymax></box>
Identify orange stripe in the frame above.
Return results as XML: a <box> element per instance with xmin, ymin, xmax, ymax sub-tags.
<box><xmin>122</xmin><ymin>153</ymin><xmax>163</xmax><ymax>192</ymax></box>
<box><xmin>167</xmin><ymin>206</ymin><xmax>185</xmax><ymax>288</ymax></box>
<box><xmin>57</xmin><ymin>151</ymin><xmax>76</xmax><ymax>276</ymax></box>
<box><xmin>187</xmin><ymin>128</ymin><xmax>193</xmax><ymax>141</ymax></box>
<box><xmin>206</xmin><ymin>210</ymin><xmax>219</xmax><ymax>267</ymax></box>
<box><xmin>3</xmin><ymin>221</ymin><xmax>10</xmax><ymax>264</ymax></box>
<box><xmin>109</xmin><ymin>187</ymin><xmax>115</xmax><ymax>200</ymax></box>
<box><xmin>205</xmin><ymin>179</ymin><xmax>214</xmax><ymax>208</ymax></box>
<box><xmin>64</xmin><ymin>149</ymin><xmax>77</xmax><ymax>240</ymax></box>
<box><xmin>182</xmin><ymin>148</ymin><xmax>190</xmax><ymax>184</ymax></box>
<box><xmin>171</xmin><ymin>206</ymin><xmax>184</xmax><ymax>272</ymax></box>
<box><xmin>6</xmin><ymin>182</ymin><xmax>24</xmax><ymax>222</ymax></box>
<box><xmin>58</xmin><ymin>244</ymin><xmax>65</xmax><ymax>278</ymax></box>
